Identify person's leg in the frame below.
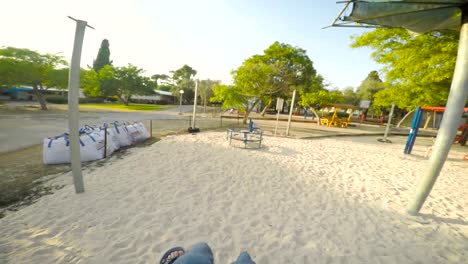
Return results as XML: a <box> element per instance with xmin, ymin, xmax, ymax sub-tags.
<box><xmin>173</xmin><ymin>242</ymin><xmax>214</xmax><ymax>264</ymax></box>
<box><xmin>232</xmin><ymin>251</ymin><xmax>256</xmax><ymax>264</ymax></box>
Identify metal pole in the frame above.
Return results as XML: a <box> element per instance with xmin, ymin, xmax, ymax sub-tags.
<box><xmin>408</xmin><ymin>107</ymin><xmax>423</xmax><ymax>154</ymax></box>
<box><xmin>179</xmin><ymin>92</ymin><xmax>183</xmax><ymax>114</ymax></box>
<box><xmin>149</xmin><ymin>119</ymin><xmax>152</xmax><ymax>138</ymax></box>
<box><xmin>404</xmin><ymin>107</ymin><xmax>421</xmax><ymax>154</ymax></box>
<box><xmin>286</xmin><ymin>90</ymin><xmax>297</xmax><ymax>136</ymax></box>
<box><xmin>274</xmin><ymin>109</ymin><xmax>280</xmax><ymax>136</ymax></box>
<box><xmin>192</xmin><ymin>80</ymin><xmax>198</xmax><ymax>128</ymax></box>
<box><xmin>104</xmin><ymin>125</ymin><xmax>107</xmax><ymax>158</ymax></box>
<box><xmin>67</xmin><ymin>17</ymin><xmax>92</xmax><ymax>194</ymax></box>
<box><xmin>379</xmin><ymin>103</ymin><xmax>395</xmax><ymax>142</ymax></box>
<box><xmin>406</xmin><ymin>10</ymin><xmax>468</xmax><ymax>215</ymax></box>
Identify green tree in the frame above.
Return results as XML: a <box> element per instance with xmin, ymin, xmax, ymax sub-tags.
<box><xmin>82</xmin><ymin>68</ymin><xmax>101</xmax><ymax>97</ymax></box>
<box><xmin>234</xmin><ymin>60</ymin><xmax>280</xmax><ymax>123</ymax></box>
<box><xmin>46</xmin><ymin>68</ymin><xmax>69</xmax><ymax>89</ymax></box>
<box><xmin>171</xmin><ymin>65</ymin><xmax>197</xmax><ymax>102</ymax></box>
<box><xmin>356</xmin><ymin>71</ymin><xmax>384</xmax><ymax>101</ymax></box>
<box><xmin>93</xmin><ymin>39</ymin><xmax>112</xmax><ymax>71</ymax></box>
<box><xmin>210</xmin><ymin>83</ymin><xmax>246</xmax><ymax>110</ymax></box>
<box><xmin>216</xmin><ymin>42</ymin><xmax>322</xmax><ymax>123</ymax></box>
<box><xmin>198</xmin><ymin>79</ymin><xmax>220</xmax><ymax>113</ymax></box>
<box><xmin>151</xmin><ymin>74</ymin><xmax>170</xmax><ymax>90</ymax></box>
<box><xmin>256</xmin><ymin>42</ymin><xmax>322</xmax><ymax>114</ymax></box>
<box><xmin>300</xmin><ymin>89</ymin><xmax>344</xmax><ymax>109</ymax></box>
<box><xmin>351</xmin><ymin>28</ymin><xmax>458</xmax><ymax>110</ymax></box>
<box><xmin>172</xmin><ymin>65</ymin><xmax>197</xmax><ymax>81</ymax></box>
<box><xmin>342</xmin><ymin>86</ymin><xmax>359</xmax><ymax>105</ymax></box>
<box><xmin>0</xmin><ymin>47</ymin><xmax>67</xmax><ymax>110</ymax></box>
<box><xmin>98</xmin><ymin>64</ymin><xmax>154</xmax><ymax>105</ymax></box>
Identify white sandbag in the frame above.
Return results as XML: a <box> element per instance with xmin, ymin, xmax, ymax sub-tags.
<box><xmin>110</xmin><ymin>122</ymin><xmax>133</xmax><ymax>147</ymax></box>
<box><xmin>99</xmin><ymin>127</ymin><xmax>120</xmax><ymax>153</ymax></box>
<box><xmin>126</xmin><ymin>122</ymin><xmax>149</xmax><ymax>143</ymax></box>
<box><xmin>43</xmin><ymin>131</ymin><xmax>114</xmax><ymax>165</ymax></box>
<box><xmin>80</xmin><ymin>130</ymin><xmax>120</xmax><ymax>161</ymax></box>
<box><xmin>79</xmin><ymin>131</ymin><xmax>105</xmax><ymax>162</ymax></box>
<box><xmin>79</xmin><ymin>124</ymin><xmax>98</xmax><ymax>134</ymax></box>
<box><xmin>43</xmin><ymin>134</ymin><xmax>71</xmax><ymax>165</ymax></box>
<box><xmin>126</xmin><ymin>123</ymin><xmax>142</xmax><ymax>144</ymax></box>
<box><xmin>134</xmin><ymin>122</ymin><xmax>150</xmax><ymax>140</ymax></box>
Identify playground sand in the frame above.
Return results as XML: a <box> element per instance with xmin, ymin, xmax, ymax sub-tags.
<box><xmin>0</xmin><ymin>132</ymin><xmax>467</xmax><ymax>263</ymax></box>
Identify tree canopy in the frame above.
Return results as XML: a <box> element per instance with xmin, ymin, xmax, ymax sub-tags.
<box><xmin>93</xmin><ymin>39</ymin><xmax>112</xmax><ymax>71</ymax></box>
<box><xmin>351</xmin><ymin>28</ymin><xmax>458</xmax><ymax>110</ymax></box>
<box><xmin>300</xmin><ymin>89</ymin><xmax>344</xmax><ymax>109</ymax></box>
<box><xmin>356</xmin><ymin>70</ymin><xmax>384</xmax><ymax>101</ymax></box>
<box><xmin>0</xmin><ymin>47</ymin><xmax>67</xmax><ymax>110</ymax></box>
<box><xmin>164</xmin><ymin>64</ymin><xmax>197</xmax><ymax>102</ymax></box>
<box><xmin>198</xmin><ymin>79</ymin><xmax>219</xmax><ymax>112</ymax></box>
<box><xmin>342</xmin><ymin>86</ymin><xmax>360</xmax><ymax>106</ymax></box>
<box><xmin>212</xmin><ymin>41</ymin><xmax>324</xmax><ymax>123</ymax></box>
<box><xmin>210</xmin><ymin>83</ymin><xmax>246</xmax><ymax>110</ymax></box>
<box><xmin>82</xmin><ymin>64</ymin><xmax>154</xmax><ymax>105</ymax></box>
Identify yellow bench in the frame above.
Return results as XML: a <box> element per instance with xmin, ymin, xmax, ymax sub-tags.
<box><xmin>320</xmin><ymin>117</ymin><xmax>349</xmax><ymax>128</ymax></box>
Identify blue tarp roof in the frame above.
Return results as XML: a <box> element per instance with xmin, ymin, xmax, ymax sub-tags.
<box><xmin>4</xmin><ymin>87</ymin><xmax>33</xmax><ymax>93</ymax></box>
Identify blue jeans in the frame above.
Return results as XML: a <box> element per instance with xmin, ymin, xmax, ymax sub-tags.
<box><xmin>173</xmin><ymin>242</ymin><xmax>255</xmax><ymax>264</ymax></box>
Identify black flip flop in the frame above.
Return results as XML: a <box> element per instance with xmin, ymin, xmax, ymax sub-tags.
<box><xmin>160</xmin><ymin>246</ymin><xmax>185</xmax><ymax>264</ymax></box>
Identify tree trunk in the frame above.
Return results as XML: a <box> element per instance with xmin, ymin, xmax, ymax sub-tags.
<box><xmin>118</xmin><ymin>94</ymin><xmax>130</xmax><ymax>106</ymax></box>
<box><xmin>33</xmin><ymin>84</ymin><xmax>48</xmax><ymax>110</ymax></box>
<box><xmin>242</xmin><ymin>99</ymin><xmax>261</xmax><ymax>124</ymax></box>
<box><xmin>260</xmin><ymin>99</ymin><xmax>273</xmax><ymax>116</ymax></box>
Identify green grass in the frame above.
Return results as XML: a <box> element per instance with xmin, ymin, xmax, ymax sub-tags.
<box><xmin>79</xmin><ymin>103</ymin><xmax>172</xmax><ymax>111</ymax></box>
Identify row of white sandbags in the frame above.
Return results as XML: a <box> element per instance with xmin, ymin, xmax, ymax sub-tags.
<box><xmin>43</xmin><ymin>122</ymin><xmax>150</xmax><ymax>165</ymax></box>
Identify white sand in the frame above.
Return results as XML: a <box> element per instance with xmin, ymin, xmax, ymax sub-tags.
<box><xmin>0</xmin><ymin>132</ymin><xmax>467</xmax><ymax>263</ymax></box>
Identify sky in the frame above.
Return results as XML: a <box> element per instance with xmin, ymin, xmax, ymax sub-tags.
<box><xmin>0</xmin><ymin>0</ymin><xmax>380</xmax><ymax>90</ymax></box>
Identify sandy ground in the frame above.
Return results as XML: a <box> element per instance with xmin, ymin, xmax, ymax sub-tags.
<box><xmin>0</xmin><ymin>132</ymin><xmax>466</xmax><ymax>263</ymax></box>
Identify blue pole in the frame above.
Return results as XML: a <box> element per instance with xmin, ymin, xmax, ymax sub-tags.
<box><xmin>407</xmin><ymin>107</ymin><xmax>423</xmax><ymax>154</ymax></box>
<box><xmin>404</xmin><ymin>107</ymin><xmax>421</xmax><ymax>154</ymax></box>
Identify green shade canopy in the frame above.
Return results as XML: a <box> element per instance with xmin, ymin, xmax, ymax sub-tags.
<box><xmin>332</xmin><ymin>0</ymin><xmax>467</xmax><ymax>33</ymax></box>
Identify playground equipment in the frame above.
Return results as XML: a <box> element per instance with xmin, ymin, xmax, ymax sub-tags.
<box><xmin>404</xmin><ymin>106</ymin><xmax>468</xmax><ymax>154</ymax></box>
<box><xmin>226</xmin><ymin>119</ymin><xmax>263</xmax><ymax>149</ymax></box>
<box><xmin>319</xmin><ymin>104</ymin><xmax>360</xmax><ymax>128</ymax></box>
<box><xmin>330</xmin><ymin>0</ymin><xmax>468</xmax><ymax>216</ymax></box>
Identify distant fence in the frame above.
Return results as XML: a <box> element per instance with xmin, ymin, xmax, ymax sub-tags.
<box><xmin>142</xmin><ymin>116</ymin><xmax>243</xmax><ymax>138</ymax></box>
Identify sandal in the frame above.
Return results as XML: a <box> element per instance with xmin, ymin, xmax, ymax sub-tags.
<box><xmin>160</xmin><ymin>246</ymin><xmax>185</xmax><ymax>264</ymax></box>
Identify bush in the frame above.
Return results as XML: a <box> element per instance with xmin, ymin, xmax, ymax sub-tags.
<box><xmin>337</xmin><ymin>112</ymin><xmax>350</xmax><ymax>118</ymax></box>
<box><xmin>46</xmin><ymin>95</ymin><xmax>68</xmax><ymax>104</ymax></box>
<box><xmin>105</xmin><ymin>97</ymin><xmax>118</xmax><ymax>102</ymax></box>
<box><xmin>79</xmin><ymin>97</ymin><xmax>104</xmax><ymax>104</ymax></box>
